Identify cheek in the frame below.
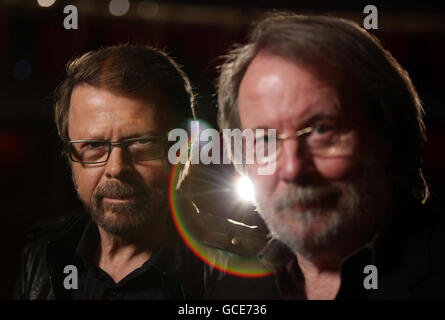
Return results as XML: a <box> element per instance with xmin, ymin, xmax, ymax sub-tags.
<box><xmin>313</xmin><ymin>157</ymin><xmax>358</xmax><ymax>181</ymax></box>
<box><xmin>247</xmin><ymin>164</ymin><xmax>278</xmax><ymax>197</ymax></box>
<box><xmin>72</xmin><ymin>165</ymin><xmax>102</xmax><ymax>203</ymax></box>
<box><xmin>135</xmin><ymin>163</ymin><xmax>171</xmax><ymax>188</ymax></box>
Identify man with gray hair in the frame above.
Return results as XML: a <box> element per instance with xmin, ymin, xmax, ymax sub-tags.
<box><xmin>211</xmin><ymin>12</ymin><xmax>445</xmax><ymax>299</ymax></box>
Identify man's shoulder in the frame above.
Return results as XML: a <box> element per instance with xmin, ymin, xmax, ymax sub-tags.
<box><xmin>23</xmin><ymin>212</ymin><xmax>89</xmax><ymax>251</ymax></box>
<box><xmin>403</xmin><ymin>206</ymin><xmax>445</xmax><ymax>298</ymax></box>
<box><xmin>20</xmin><ymin>212</ymin><xmax>89</xmax><ymax>270</ymax></box>
<box><xmin>429</xmin><ymin>212</ymin><xmax>445</xmax><ymax>264</ymax></box>
<box><xmin>15</xmin><ymin>213</ymin><xmax>89</xmax><ymax>300</ymax></box>
<box><xmin>371</xmin><ymin>202</ymin><xmax>445</xmax><ymax>299</ymax></box>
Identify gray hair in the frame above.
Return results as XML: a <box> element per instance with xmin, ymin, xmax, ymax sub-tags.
<box><xmin>217</xmin><ymin>12</ymin><xmax>428</xmax><ymax>203</ymax></box>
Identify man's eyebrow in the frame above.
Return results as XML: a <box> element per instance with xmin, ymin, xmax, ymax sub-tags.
<box><xmin>301</xmin><ymin>111</ymin><xmax>341</xmax><ymax>125</ymax></box>
<box><xmin>72</xmin><ymin>134</ymin><xmax>106</xmax><ymax>141</ymax></box>
<box><xmin>251</xmin><ymin>112</ymin><xmax>341</xmax><ymax>132</ymax></box>
<box><xmin>307</xmin><ymin>113</ymin><xmax>340</xmax><ymax>121</ymax></box>
<box><xmin>75</xmin><ymin>131</ymin><xmax>163</xmax><ymax>141</ymax></box>
<box><xmin>123</xmin><ymin>132</ymin><xmax>162</xmax><ymax>139</ymax></box>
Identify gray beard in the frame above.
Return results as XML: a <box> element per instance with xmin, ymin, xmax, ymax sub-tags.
<box><xmin>255</xmin><ymin>166</ymin><xmax>382</xmax><ymax>259</ymax></box>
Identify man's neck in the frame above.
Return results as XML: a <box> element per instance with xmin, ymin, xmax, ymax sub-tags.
<box><xmin>295</xmin><ymin>222</ymin><xmax>381</xmax><ymax>300</ymax></box>
<box><xmin>296</xmin><ymin>252</ymin><xmax>343</xmax><ymax>300</ymax></box>
<box><xmin>95</xmin><ymin>217</ymin><xmax>168</xmax><ymax>283</ymax></box>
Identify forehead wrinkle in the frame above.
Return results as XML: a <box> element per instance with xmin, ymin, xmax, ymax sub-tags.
<box><xmin>293</xmin><ymin>89</ymin><xmax>342</xmax><ymax>125</ymax></box>
<box><xmin>68</xmin><ymin>85</ymin><xmax>160</xmax><ymax>140</ymax></box>
<box><xmin>240</xmin><ymin>59</ymin><xmax>344</xmax><ymax>133</ymax></box>
<box><xmin>83</xmin><ymin>107</ymin><xmax>154</xmax><ymax>123</ymax></box>
<box><xmin>74</xmin><ymin>116</ymin><xmax>158</xmax><ymax>139</ymax></box>
<box><xmin>242</xmin><ymin>85</ymin><xmax>341</xmax><ymax>131</ymax></box>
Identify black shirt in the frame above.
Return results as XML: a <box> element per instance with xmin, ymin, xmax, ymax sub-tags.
<box><xmin>71</xmin><ymin>220</ymin><xmax>196</xmax><ymax>300</ymax></box>
<box><xmin>271</xmin><ymin>244</ymin><xmax>373</xmax><ymax>300</ymax></box>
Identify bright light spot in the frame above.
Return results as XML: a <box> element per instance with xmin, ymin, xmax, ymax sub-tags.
<box><xmin>137</xmin><ymin>0</ymin><xmax>159</xmax><ymax>19</ymax></box>
<box><xmin>236</xmin><ymin>176</ymin><xmax>255</xmax><ymax>202</ymax></box>
<box><xmin>109</xmin><ymin>0</ymin><xmax>130</xmax><ymax>17</ymax></box>
<box><xmin>37</xmin><ymin>0</ymin><xmax>56</xmax><ymax>7</ymax></box>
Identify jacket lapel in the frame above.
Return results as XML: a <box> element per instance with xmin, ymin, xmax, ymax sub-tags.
<box><xmin>46</xmin><ymin>213</ymin><xmax>89</xmax><ymax>299</ymax></box>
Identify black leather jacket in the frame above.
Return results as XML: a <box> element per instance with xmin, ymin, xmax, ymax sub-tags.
<box><xmin>13</xmin><ymin>212</ymin><xmax>210</xmax><ymax>300</ymax></box>
<box><xmin>13</xmin><ymin>199</ymin><xmax>272</xmax><ymax>300</ymax></box>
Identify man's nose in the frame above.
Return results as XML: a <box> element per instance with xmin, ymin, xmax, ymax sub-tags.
<box><xmin>278</xmin><ymin>139</ymin><xmax>312</xmax><ymax>182</ymax></box>
<box><xmin>104</xmin><ymin>145</ymin><xmax>133</xmax><ymax>179</ymax></box>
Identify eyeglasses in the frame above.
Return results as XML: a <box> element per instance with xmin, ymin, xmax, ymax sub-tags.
<box><xmin>252</xmin><ymin>124</ymin><xmax>355</xmax><ymax>165</ymax></box>
<box><xmin>64</xmin><ymin>136</ymin><xmax>168</xmax><ymax>164</ymax></box>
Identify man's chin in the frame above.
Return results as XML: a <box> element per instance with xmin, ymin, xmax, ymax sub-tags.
<box><xmin>90</xmin><ymin>207</ymin><xmax>149</xmax><ymax>236</ymax></box>
<box><xmin>97</xmin><ymin>216</ymin><xmax>144</xmax><ymax>236</ymax></box>
<box><xmin>267</xmin><ymin>209</ymin><xmax>343</xmax><ymax>253</ymax></box>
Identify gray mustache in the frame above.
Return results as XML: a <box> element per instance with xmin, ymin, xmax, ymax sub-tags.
<box><xmin>275</xmin><ymin>184</ymin><xmax>341</xmax><ymax>211</ymax></box>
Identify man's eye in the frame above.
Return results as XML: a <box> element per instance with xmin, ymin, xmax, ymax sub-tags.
<box><xmin>312</xmin><ymin>124</ymin><xmax>333</xmax><ymax>135</ymax></box>
<box><xmin>85</xmin><ymin>142</ymin><xmax>106</xmax><ymax>149</ymax></box>
<box><xmin>133</xmin><ymin>138</ymin><xmax>156</xmax><ymax>147</ymax></box>
<box><xmin>137</xmin><ymin>138</ymin><xmax>152</xmax><ymax>144</ymax></box>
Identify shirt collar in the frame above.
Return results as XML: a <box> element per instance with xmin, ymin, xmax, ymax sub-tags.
<box><xmin>258</xmin><ymin>235</ymin><xmax>377</xmax><ymax>271</ymax></box>
<box><xmin>261</xmin><ymin>238</ymin><xmax>375</xmax><ymax>300</ymax></box>
<box><xmin>73</xmin><ymin>217</ymin><xmax>184</xmax><ymax>275</ymax></box>
<box><xmin>258</xmin><ymin>238</ymin><xmax>294</xmax><ymax>269</ymax></box>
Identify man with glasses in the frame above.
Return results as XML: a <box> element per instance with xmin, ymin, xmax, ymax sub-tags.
<box><xmin>209</xmin><ymin>13</ymin><xmax>445</xmax><ymax>299</ymax></box>
<box><xmin>14</xmin><ymin>45</ymin><xmax>205</xmax><ymax>299</ymax></box>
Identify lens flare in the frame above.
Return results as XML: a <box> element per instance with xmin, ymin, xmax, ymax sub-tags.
<box><xmin>236</xmin><ymin>176</ymin><xmax>255</xmax><ymax>202</ymax></box>
<box><xmin>169</xmin><ymin>163</ymin><xmax>275</xmax><ymax>278</ymax></box>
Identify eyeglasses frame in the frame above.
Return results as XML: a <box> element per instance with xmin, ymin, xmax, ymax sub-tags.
<box><xmin>63</xmin><ymin>135</ymin><xmax>168</xmax><ymax>164</ymax></box>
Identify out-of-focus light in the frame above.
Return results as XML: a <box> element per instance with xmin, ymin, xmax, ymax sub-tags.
<box><xmin>37</xmin><ymin>0</ymin><xmax>56</xmax><ymax>7</ymax></box>
<box><xmin>109</xmin><ymin>0</ymin><xmax>130</xmax><ymax>17</ymax></box>
<box><xmin>0</xmin><ymin>130</ymin><xmax>27</xmax><ymax>167</ymax></box>
<box><xmin>236</xmin><ymin>176</ymin><xmax>255</xmax><ymax>202</ymax></box>
<box><xmin>13</xmin><ymin>59</ymin><xmax>31</xmax><ymax>81</ymax></box>
<box><xmin>137</xmin><ymin>0</ymin><xmax>159</xmax><ymax>19</ymax></box>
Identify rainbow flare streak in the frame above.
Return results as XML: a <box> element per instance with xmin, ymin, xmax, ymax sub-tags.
<box><xmin>169</xmin><ymin>162</ymin><xmax>275</xmax><ymax>278</ymax></box>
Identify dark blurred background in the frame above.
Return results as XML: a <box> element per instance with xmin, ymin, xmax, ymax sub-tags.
<box><xmin>1</xmin><ymin>0</ymin><xmax>445</xmax><ymax>299</ymax></box>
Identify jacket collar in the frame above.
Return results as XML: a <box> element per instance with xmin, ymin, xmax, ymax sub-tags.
<box><xmin>46</xmin><ymin>213</ymin><xmax>89</xmax><ymax>299</ymax></box>
<box><xmin>45</xmin><ymin>212</ymin><xmax>186</xmax><ymax>299</ymax></box>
